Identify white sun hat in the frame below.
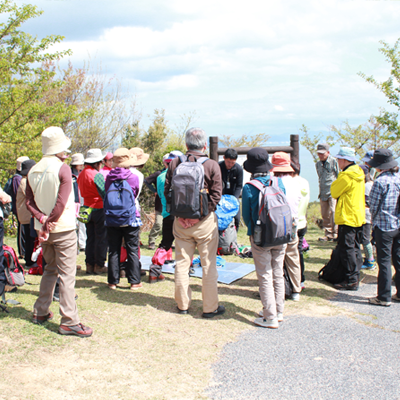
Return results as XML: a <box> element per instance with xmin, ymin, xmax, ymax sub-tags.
<box><xmin>42</xmin><ymin>127</ymin><xmax>71</xmax><ymax>156</ymax></box>
<box><xmin>84</xmin><ymin>149</ymin><xmax>107</xmax><ymax>164</ymax></box>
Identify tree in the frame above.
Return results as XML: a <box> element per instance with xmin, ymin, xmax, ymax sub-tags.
<box><xmin>0</xmin><ymin>0</ymin><xmax>72</xmax><ymax>173</ymax></box>
<box><xmin>330</xmin><ymin>116</ymin><xmax>400</xmax><ymax>158</ymax></box>
<box><xmin>359</xmin><ymin>38</ymin><xmax>400</xmax><ymax>138</ymax></box>
<box><xmin>299</xmin><ymin>125</ymin><xmax>334</xmax><ymax>162</ymax></box>
<box><xmin>220</xmin><ymin>132</ymin><xmax>270</xmax><ymax>148</ymax></box>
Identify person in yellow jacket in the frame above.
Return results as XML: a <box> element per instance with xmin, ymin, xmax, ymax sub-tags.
<box><xmin>330</xmin><ymin>147</ymin><xmax>365</xmax><ymax>291</ymax></box>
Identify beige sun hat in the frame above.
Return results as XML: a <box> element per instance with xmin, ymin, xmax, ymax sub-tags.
<box><xmin>112</xmin><ymin>148</ymin><xmax>138</xmax><ymax>168</ymax></box>
<box><xmin>42</xmin><ymin>127</ymin><xmax>71</xmax><ymax>156</ymax></box>
<box><xmin>16</xmin><ymin>156</ymin><xmax>29</xmax><ymax>172</ymax></box>
<box><xmin>129</xmin><ymin>147</ymin><xmax>149</xmax><ymax>166</ymax></box>
<box><xmin>84</xmin><ymin>149</ymin><xmax>106</xmax><ymax>164</ymax></box>
<box><xmin>70</xmin><ymin>153</ymin><xmax>84</xmax><ymax>166</ymax></box>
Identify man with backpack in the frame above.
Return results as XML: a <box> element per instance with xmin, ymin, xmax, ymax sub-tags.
<box><xmin>164</xmin><ymin>127</ymin><xmax>224</xmax><ymax>318</ymax></box>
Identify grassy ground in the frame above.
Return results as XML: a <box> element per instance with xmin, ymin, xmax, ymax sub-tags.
<box><xmin>0</xmin><ymin>225</ymin><xmax>378</xmax><ymax>400</ymax></box>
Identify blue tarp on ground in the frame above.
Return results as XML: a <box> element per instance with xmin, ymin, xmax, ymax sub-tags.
<box><xmin>140</xmin><ymin>255</ymin><xmax>255</xmax><ymax>285</ymax></box>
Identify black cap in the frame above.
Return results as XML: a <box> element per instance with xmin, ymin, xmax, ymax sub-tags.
<box><xmin>20</xmin><ymin>159</ymin><xmax>36</xmax><ymax>176</ymax></box>
<box><xmin>243</xmin><ymin>148</ymin><xmax>272</xmax><ymax>174</ymax></box>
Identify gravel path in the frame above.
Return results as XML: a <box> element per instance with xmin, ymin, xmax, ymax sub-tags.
<box><xmin>207</xmin><ymin>278</ymin><xmax>400</xmax><ymax>400</ymax></box>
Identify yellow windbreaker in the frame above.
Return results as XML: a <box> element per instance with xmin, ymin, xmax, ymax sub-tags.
<box><xmin>331</xmin><ymin>164</ymin><xmax>366</xmax><ymax>227</ymax></box>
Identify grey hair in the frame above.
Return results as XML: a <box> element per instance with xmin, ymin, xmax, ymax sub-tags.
<box><xmin>185</xmin><ymin>127</ymin><xmax>207</xmax><ymax>150</ymax></box>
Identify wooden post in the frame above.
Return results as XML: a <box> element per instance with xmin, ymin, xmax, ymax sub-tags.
<box><xmin>209</xmin><ymin>136</ymin><xmax>219</xmax><ymax>161</ymax></box>
<box><xmin>290</xmin><ymin>134</ymin><xmax>299</xmax><ymax>165</ymax></box>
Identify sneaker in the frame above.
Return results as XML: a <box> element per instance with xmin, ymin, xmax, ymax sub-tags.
<box><xmin>333</xmin><ymin>281</ymin><xmax>359</xmax><ymax>291</ymax></box>
<box><xmin>301</xmin><ymin>282</ymin><xmax>305</xmax><ymax>290</ymax></box>
<box><xmin>258</xmin><ymin>310</ymin><xmax>283</xmax><ymax>322</ymax></box>
<box><xmin>318</xmin><ymin>236</ymin><xmax>333</xmax><ymax>242</ymax></box>
<box><xmin>291</xmin><ymin>293</ymin><xmax>300</xmax><ymax>301</ymax></box>
<box><xmin>130</xmin><ymin>283</ymin><xmax>143</xmax><ymax>290</ymax></box>
<box><xmin>368</xmin><ymin>297</ymin><xmax>391</xmax><ymax>307</ymax></box>
<box><xmin>32</xmin><ymin>311</ymin><xmax>54</xmax><ymax>325</ymax></box>
<box><xmin>108</xmin><ymin>284</ymin><xmax>117</xmax><ymax>290</ymax></box>
<box><xmin>254</xmin><ymin>317</ymin><xmax>279</xmax><ymax>329</ymax></box>
<box><xmin>148</xmin><ymin>244</ymin><xmax>156</xmax><ymax>250</ymax></box>
<box><xmin>392</xmin><ymin>293</ymin><xmax>400</xmax><ymax>302</ymax></box>
<box><xmin>364</xmin><ymin>260</ymin><xmax>377</xmax><ymax>270</ymax></box>
<box><xmin>58</xmin><ymin>323</ymin><xmax>93</xmax><ymax>337</ymax></box>
<box><xmin>202</xmin><ymin>305</ymin><xmax>225</xmax><ymax>318</ymax></box>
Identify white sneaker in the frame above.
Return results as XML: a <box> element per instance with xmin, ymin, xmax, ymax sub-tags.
<box><xmin>291</xmin><ymin>293</ymin><xmax>300</xmax><ymax>302</ymax></box>
<box><xmin>254</xmin><ymin>317</ymin><xmax>279</xmax><ymax>329</ymax></box>
<box><xmin>258</xmin><ymin>310</ymin><xmax>283</xmax><ymax>322</ymax></box>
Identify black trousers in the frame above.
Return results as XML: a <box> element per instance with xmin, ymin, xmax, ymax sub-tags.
<box><xmin>107</xmin><ymin>225</ymin><xmax>140</xmax><ymax>285</ymax></box>
<box><xmin>375</xmin><ymin>227</ymin><xmax>400</xmax><ymax>302</ymax></box>
<box><xmin>159</xmin><ymin>215</ymin><xmax>175</xmax><ymax>250</ymax></box>
<box><xmin>297</xmin><ymin>226</ymin><xmax>307</xmax><ymax>283</ymax></box>
<box><xmin>85</xmin><ymin>208</ymin><xmax>107</xmax><ymax>267</ymax></box>
<box><xmin>337</xmin><ymin>224</ymin><xmax>363</xmax><ymax>284</ymax></box>
<box><xmin>17</xmin><ymin>220</ymin><xmax>25</xmax><ymax>258</ymax></box>
<box><xmin>23</xmin><ymin>223</ymin><xmax>35</xmax><ymax>267</ymax></box>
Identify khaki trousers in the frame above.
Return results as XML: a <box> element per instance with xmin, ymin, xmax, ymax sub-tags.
<box><xmin>33</xmin><ymin>230</ymin><xmax>79</xmax><ymax>326</ymax></box>
<box><xmin>148</xmin><ymin>211</ymin><xmax>163</xmax><ymax>246</ymax></box>
<box><xmin>320</xmin><ymin>197</ymin><xmax>337</xmax><ymax>239</ymax></box>
<box><xmin>251</xmin><ymin>238</ymin><xmax>287</xmax><ymax>320</ymax></box>
<box><xmin>173</xmin><ymin>212</ymin><xmax>219</xmax><ymax>313</ymax></box>
<box><xmin>285</xmin><ymin>236</ymin><xmax>302</xmax><ymax>293</ymax></box>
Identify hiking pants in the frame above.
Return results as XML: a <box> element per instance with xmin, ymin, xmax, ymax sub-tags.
<box><xmin>251</xmin><ymin>238</ymin><xmax>287</xmax><ymax>320</ymax></box>
<box><xmin>320</xmin><ymin>196</ymin><xmax>337</xmax><ymax>239</ymax></box>
<box><xmin>85</xmin><ymin>208</ymin><xmax>107</xmax><ymax>268</ymax></box>
<box><xmin>375</xmin><ymin>227</ymin><xmax>400</xmax><ymax>302</ymax></box>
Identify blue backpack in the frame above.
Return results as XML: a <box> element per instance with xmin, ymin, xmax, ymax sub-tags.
<box><xmin>104</xmin><ymin>179</ymin><xmax>136</xmax><ymax>227</ymax></box>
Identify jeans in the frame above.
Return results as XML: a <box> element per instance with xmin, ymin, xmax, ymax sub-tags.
<box><xmin>85</xmin><ymin>208</ymin><xmax>107</xmax><ymax>267</ymax></box>
<box><xmin>374</xmin><ymin>227</ymin><xmax>400</xmax><ymax>302</ymax></box>
<box><xmin>337</xmin><ymin>225</ymin><xmax>363</xmax><ymax>284</ymax></box>
<box><xmin>107</xmin><ymin>225</ymin><xmax>140</xmax><ymax>285</ymax></box>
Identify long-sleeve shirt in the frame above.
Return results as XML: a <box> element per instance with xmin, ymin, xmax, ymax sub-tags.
<box><xmin>219</xmin><ymin>161</ymin><xmax>243</xmax><ymax>198</ymax></box>
<box><xmin>369</xmin><ymin>171</ymin><xmax>400</xmax><ymax>231</ymax></box>
<box><xmin>316</xmin><ymin>155</ymin><xmax>339</xmax><ymax>201</ymax></box>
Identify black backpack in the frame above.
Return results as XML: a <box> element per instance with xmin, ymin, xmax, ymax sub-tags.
<box><xmin>318</xmin><ymin>247</ymin><xmax>346</xmax><ymax>284</ymax></box>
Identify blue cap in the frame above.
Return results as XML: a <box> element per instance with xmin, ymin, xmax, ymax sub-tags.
<box><xmin>335</xmin><ymin>147</ymin><xmax>357</xmax><ymax>163</ymax></box>
<box><xmin>361</xmin><ymin>150</ymin><xmax>374</xmax><ymax>163</ymax></box>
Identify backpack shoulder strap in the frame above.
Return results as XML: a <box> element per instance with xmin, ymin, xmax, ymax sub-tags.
<box><xmin>197</xmin><ymin>157</ymin><xmax>209</xmax><ymax>165</ymax></box>
<box><xmin>247</xmin><ymin>179</ymin><xmax>265</xmax><ymax>191</ymax></box>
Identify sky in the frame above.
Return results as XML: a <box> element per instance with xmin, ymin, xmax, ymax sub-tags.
<box><xmin>8</xmin><ymin>0</ymin><xmax>400</xmax><ymax>200</ymax></box>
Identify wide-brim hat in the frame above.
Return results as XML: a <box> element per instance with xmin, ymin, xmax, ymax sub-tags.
<box><xmin>70</xmin><ymin>153</ymin><xmax>84</xmax><ymax>166</ymax></box>
<box><xmin>84</xmin><ymin>149</ymin><xmax>107</xmax><ymax>164</ymax></box>
<box><xmin>243</xmin><ymin>148</ymin><xmax>272</xmax><ymax>174</ymax></box>
<box><xmin>368</xmin><ymin>149</ymin><xmax>398</xmax><ymax>170</ymax></box>
<box><xmin>129</xmin><ymin>147</ymin><xmax>150</xmax><ymax>166</ymax></box>
<box><xmin>42</xmin><ymin>127</ymin><xmax>71</xmax><ymax>156</ymax></box>
<box><xmin>20</xmin><ymin>159</ymin><xmax>36</xmax><ymax>176</ymax></box>
<box><xmin>112</xmin><ymin>148</ymin><xmax>138</xmax><ymax>168</ymax></box>
<box><xmin>335</xmin><ymin>147</ymin><xmax>357</xmax><ymax>163</ymax></box>
<box><xmin>362</xmin><ymin>150</ymin><xmax>374</xmax><ymax>164</ymax></box>
<box><xmin>271</xmin><ymin>152</ymin><xmax>294</xmax><ymax>173</ymax></box>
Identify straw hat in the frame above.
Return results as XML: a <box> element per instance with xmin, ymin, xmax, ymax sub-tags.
<box><xmin>129</xmin><ymin>147</ymin><xmax>149</xmax><ymax>166</ymax></box>
<box><xmin>42</xmin><ymin>127</ymin><xmax>71</xmax><ymax>156</ymax></box>
<box><xmin>112</xmin><ymin>148</ymin><xmax>138</xmax><ymax>168</ymax></box>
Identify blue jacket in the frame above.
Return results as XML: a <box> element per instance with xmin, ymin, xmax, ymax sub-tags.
<box><xmin>242</xmin><ymin>175</ymin><xmax>286</xmax><ymax>236</ymax></box>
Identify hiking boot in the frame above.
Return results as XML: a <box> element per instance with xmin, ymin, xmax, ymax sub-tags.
<box><xmin>368</xmin><ymin>297</ymin><xmax>391</xmax><ymax>307</ymax></box>
<box><xmin>130</xmin><ymin>283</ymin><xmax>143</xmax><ymax>290</ymax></box>
<box><xmin>254</xmin><ymin>317</ymin><xmax>279</xmax><ymax>329</ymax></box>
<box><xmin>32</xmin><ymin>311</ymin><xmax>54</xmax><ymax>325</ymax></box>
<box><xmin>94</xmin><ymin>264</ymin><xmax>108</xmax><ymax>275</ymax></box>
<box><xmin>202</xmin><ymin>305</ymin><xmax>225</xmax><ymax>318</ymax></box>
<box><xmin>140</xmin><ymin>269</ymin><xmax>146</xmax><ymax>276</ymax></box>
<box><xmin>76</xmin><ymin>265</ymin><xmax>82</xmax><ymax>271</ymax></box>
<box><xmin>361</xmin><ymin>259</ymin><xmax>376</xmax><ymax>270</ymax></box>
<box><xmin>86</xmin><ymin>263</ymin><xmax>94</xmax><ymax>275</ymax></box>
<box><xmin>333</xmin><ymin>281</ymin><xmax>359</xmax><ymax>291</ymax></box>
<box><xmin>58</xmin><ymin>323</ymin><xmax>93</xmax><ymax>338</ymax></box>
<box><xmin>149</xmin><ymin>274</ymin><xmax>166</xmax><ymax>284</ymax></box>
<box><xmin>392</xmin><ymin>293</ymin><xmax>400</xmax><ymax>302</ymax></box>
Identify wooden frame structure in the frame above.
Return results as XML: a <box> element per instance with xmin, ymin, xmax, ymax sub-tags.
<box><xmin>209</xmin><ymin>134</ymin><xmax>299</xmax><ymax>164</ymax></box>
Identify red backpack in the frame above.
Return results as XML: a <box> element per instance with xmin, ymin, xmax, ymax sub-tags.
<box><xmin>3</xmin><ymin>245</ymin><xmax>25</xmax><ymax>287</ymax></box>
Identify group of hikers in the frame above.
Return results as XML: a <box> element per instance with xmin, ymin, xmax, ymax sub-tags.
<box><xmin>0</xmin><ymin>126</ymin><xmax>399</xmax><ymax>336</ymax></box>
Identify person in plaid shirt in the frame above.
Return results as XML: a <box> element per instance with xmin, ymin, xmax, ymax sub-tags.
<box><xmin>368</xmin><ymin>149</ymin><xmax>400</xmax><ymax>307</ymax></box>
